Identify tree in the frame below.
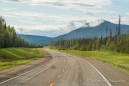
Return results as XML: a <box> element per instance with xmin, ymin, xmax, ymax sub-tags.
<box><xmin>0</xmin><ymin>16</ymin><xmax>43</xmax><ymax>48</ymax></box>
<box><xmin>118</xmin><ymin>15</ymin><xmax>121</xmax><ymax>35</ymax></box>
<box><xmin>110</xmin><ymin>28</ymin><xmax>112</xmax><ymax>39</ymax></box>
<box><xmin>106</xmin><ymin>26</ymin><xmax>108</xmax><ymax>37</ymax></box>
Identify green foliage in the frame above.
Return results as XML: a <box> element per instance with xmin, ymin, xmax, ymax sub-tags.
<box><xmin>0</xmin><ymin>16</ymin><xmax>43</xmax><ymax>48</ymax></box>
<box><xmin>49</xmin><ymin>32</ymin><xmax>129</xmax><ymax>54</ymax></box>
<box><xmin>0</xmin><ymin>48</ymin><xmax>44</xmax><ymax>70</ymax></box>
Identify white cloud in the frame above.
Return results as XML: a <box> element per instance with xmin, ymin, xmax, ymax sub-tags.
<box><xmin>30</xmin><ymin>0</ymin><xmax>112</xmax><ymax>7</ymax></box>
<box><xmin>14</xmin><ymin>24</ymin><xmax>78</xmax><ymax>37</ymax></box>
<box><xmin>3</xmin><ymin>8</ymin><xmax>17</xmax><ymax>10</ymax></box>
<box><xmin>3</xmin><ymin>0</ymin><xmax>31</xmax><ymax>3</ymax></box>
<box><xmin>8</xmin><ymin>10</ymin><xmax>102</xmax><ymax>35</ymax></box>
<box><xmin>4</xmin><ymin>0</ymin><xmax>112</xmax><ymax>6</ymax></box>
<box><xmin>13</xmin><ymin>17</ymin><xmax>98</xmax><ymax>35</ymax></box>
<box><xmin>14</xmin><ymin>24</ymin><xmax>65</xmax><ymax>31</ymax></box>
<box><xmin>3</xmin><ymin>14</ymin><xmax>16</xmax><ymax>17</ymax></box>
<box><xmin>9</xmin><ymin>11</ymin><xmax>99</xmax><ymax>23</ymax></box>
<box><xmin>3</xmin><ymin>0</ymin><xmax>113</xmax><ymax>14</ymax></box>
<box><xmin>28</xmin><ymin>0</ymin><xmax>114</xmax><ymax>14</ymax></box>
<box><xmin>18</xmin><ymin>20</ymin><xmax>41</xmax><ymax>24</ymax></box>
<box><xmin>126</xmin><ymin>12</ymin><xmax>129</xmax><ymax>16</ymax></box>
<box><xmin>10</xmin><ymin>11</ymin><xmax>44</xmax><ymax>17</ymax></box>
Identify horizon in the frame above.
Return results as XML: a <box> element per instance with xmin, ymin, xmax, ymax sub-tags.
<box><xmin>0</xmin><ymin>0</ymin><xmax>129</xmax><ymax>37</ymax></box>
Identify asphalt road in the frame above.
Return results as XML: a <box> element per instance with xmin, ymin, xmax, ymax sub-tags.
<box><xmin>0</xmin><ymin>50</ymin><xmax>129</xmax><ymax>86</ymax></box>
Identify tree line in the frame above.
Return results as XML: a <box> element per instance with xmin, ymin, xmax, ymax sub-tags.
<box><xmin>49</xmin><ymin>16</ymin><xmax>129</xmax><ymax>54</ymax></box>
<box><xmin>0</xmin><ymin>16</ymin><xmax>43</xmax><ymax>48</ymax></box>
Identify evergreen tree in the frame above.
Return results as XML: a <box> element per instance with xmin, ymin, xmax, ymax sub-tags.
<box><xmin>118</xmin><ymin>15</ymin><xmax>121</xmax><ymax>35</ymax></box>
<box><xmin>0</xmin><ymin>16</ymin><xmax>43</xmax><ymax>48</ymax></box>
<box><xmin>110</xmin><ymin>28</ymin><xmax>112</xmax><ymax>38</ymax></box>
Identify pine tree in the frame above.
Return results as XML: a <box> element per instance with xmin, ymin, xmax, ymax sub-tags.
<box><xmin>106</xmin><ymin>26</ymin><xmax>108</xmax><ymax>37</ymax></box>
<box><xmin>118</xmin><ymin>15</ymin><xmax>121</xmax><ymax>35</ymax></box>
<box><xmin>110</xmin><ymin>28</ymin><xmax>112</xmax><ymax>39</ymax></box>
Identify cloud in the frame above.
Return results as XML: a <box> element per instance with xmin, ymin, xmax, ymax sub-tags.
<box><xmin>3</xmin><ymin>0</ymin><xmax>31</xmax><ymax>3</ymax></box>
<box><xmin>9</xmin><ymin>11</ymin><xmax>97</xmax><ymax>23</ymax></box>
<box><xmin>3</xmin><ymin>8</ymin><xmax>17</xmax><ymax>10</ymax></box>
<box><xmin>14</xmin><ymin>24</ymin><xmax>65</xmax><ymax>31</ymax></box>
<box><xmin>14</xmin><ymin>24</ymin><xmax>74</xmax><ymax>37</ymax></box>
<box><xmin>27</xmin><ymin>0</ymin><xmax>114</xmax><ymax>14</ymax></box>
<box><xmin>30</xmin><ymin>0</ymin><xmax>112</xmax><ymax>9</ymax></box>
<box><xmin>18</xmin><ymin>20</ymin><xmax>41</xmax><ymax>24</ymax></box>
<box><xmin>13</xmin><ymin>17</ymin><xmax>97</xmax><ymax>37</ymax></box>
<box><xmin>10</xmin><ymin>11</ymin><xmax>44</xmax><ymax>17</ymax></box>
<box><xmin>9</xmin><ymin>10</ymin><xmax>115</xmax><ymax>24</ymax></box>
<box><xmin>5</xmin><ymin>0</ymin><xmax>20</xmax><ymax>2</ymax></box>
<box><xmin>4</xmin><ymin>15</ymin><xmax>16</xmax><ymax>17</ymax></box>
<box><xmin>14</xmin><ymin>24</ymin><xmax>67</xmax><ymax>37</ymax></box>
<box><xmin>126</xmin><ymin>12</ymin><xmax>129</xmax><ymax>16</ymax></box>
<box><xmin>4</xmin><ymin>0</ymin><xmax>112</xmax><ymax>14</ymax></box>
<box><xmin>4</xmin><ymin>10</ymin><xmax>116</xmax><ymax>37</ymax></box>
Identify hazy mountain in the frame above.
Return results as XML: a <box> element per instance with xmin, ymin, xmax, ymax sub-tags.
<box><xmin>17</xmin><ymin>34</ymin><xmax>52</xmax><ymax>45</ymax></box>
<box><xmin>18</xmin><ymin>20</ymin><xmax>129</xmax><ymax>45</ymax></box>
<box><xmin>55</xmin><ymin>20</ymin><xmax>129</xmax><ymax>39</ymax></box>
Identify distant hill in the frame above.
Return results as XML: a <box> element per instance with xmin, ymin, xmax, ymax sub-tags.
<box><xmin>17</xmin><ymin>34</ymin><xmax>52</xmax><ymax>45</ymax></box>
<box><xmin>18</xmin><ymin>20</ymin><xmax>129</xmax><ymax>45</ymax></box>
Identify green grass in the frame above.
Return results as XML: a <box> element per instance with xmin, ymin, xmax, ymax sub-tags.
<box><xmin>54</xmin><ymin>49</ymin><xmax>129</xmax><ymax>75</ymax></box>
<box><xmin>0</xmin><ymin>48</ymin><xmax>44</xmax><ymax>70</ymax></box>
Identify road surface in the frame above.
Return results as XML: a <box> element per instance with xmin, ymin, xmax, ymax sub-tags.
<box><xmin>0</xmin><ymin>50</ymin><xmax>129</xmax><ymax>86</ymax></box>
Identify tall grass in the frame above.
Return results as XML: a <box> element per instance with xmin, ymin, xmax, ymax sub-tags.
<box><xmin>0</xmin><ymin>48</ymin><xmax>44</xmax><ymax>70</ymax></box>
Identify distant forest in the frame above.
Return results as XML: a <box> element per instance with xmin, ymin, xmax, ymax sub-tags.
<box><xmin>49</xmin><ymin>16</ymin><xmax>129</xmax><ymax>54</ymax></box>
<box><xmin>0</xmin><ymin>16</ymin><xmax>43</xmax><ymax>48</ymax></box>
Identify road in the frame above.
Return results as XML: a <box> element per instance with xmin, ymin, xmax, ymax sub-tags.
<box><xmin>0</xmin><ymin>50</ymin><xmax>129</xmax><ymax>86</ymax></box>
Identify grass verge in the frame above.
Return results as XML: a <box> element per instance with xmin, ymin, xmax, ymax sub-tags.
<box><xmin>0</xmin><ymin>48</ymin><xmax>44</xmax><ymax>71</ymax></box>
<box><xmin>49</xmin><ymin>49</ymin><xmax>129</xmax><ymax>75</ymax></box>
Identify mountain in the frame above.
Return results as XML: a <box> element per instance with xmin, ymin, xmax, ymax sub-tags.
<box><xmin>17</xmin><ymin>34</ymin><xmax>52</xmax><ymax>45</ymax></box>
<box><xmin>18</xmin><ymin>20</ymin><xmax>129</xmax><ymax>45</ymax></box>
<box><xmin>55</xmin><ymin>20</ymin><xmax>129</xmax><ymax>39</ymax></box>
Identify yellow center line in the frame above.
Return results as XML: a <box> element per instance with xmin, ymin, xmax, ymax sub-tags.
<box><xmin>49</xmin><ymin>59</ymin><xmax>69</xmax><ymax>86</ymax></box>
<box><xmin>58</xmin><ymin>74</ymin><xmax>61</xmax><ymax>78</ymax></box>
<box><xmin>50</xmin><ymin>83</ymin><xmax>54</xmax><ymax>86</ymax></box>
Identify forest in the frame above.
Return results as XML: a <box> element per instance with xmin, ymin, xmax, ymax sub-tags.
<box><xmin>0</xmin><ymin>16</ymin><xmax>43</xmax><ymax>48</ymax></box>
<box><xmin>49</xmin><ymin>16</ymin><xmax>129</xmax><ymax>54</ymax></box>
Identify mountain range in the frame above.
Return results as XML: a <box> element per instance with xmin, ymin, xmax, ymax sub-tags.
<box><xmin>17</xmin><ymin>20</ymin><xmax>129</xmax><ymax>45</ymax></box>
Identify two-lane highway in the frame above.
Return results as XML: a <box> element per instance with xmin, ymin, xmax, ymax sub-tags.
<box><xmin>0</xmin><ymin>50</ymin><xmax>129</xmax><ymax>86</ymax></box>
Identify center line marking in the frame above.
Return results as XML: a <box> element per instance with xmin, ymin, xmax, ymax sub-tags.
<box><xmin>58</xmin><ymin>74</ymin><xmax>61</xmax><ymax>78</ymax></box>
<box><xmin>50</xmin><ymin>83</ymin><xmax>54</xmax><ymax>86</ymax></box>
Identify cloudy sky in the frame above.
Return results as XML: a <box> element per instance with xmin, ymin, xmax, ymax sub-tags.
<box><xmin>0</xmin><ymin>0</ymin><xmax>129</xmax><ymax>37</ymax></box>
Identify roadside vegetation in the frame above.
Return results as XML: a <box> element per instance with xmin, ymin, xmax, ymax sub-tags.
<box><xmin>0</xmin><ymin>48</ymin><xmax>44</xmax><ymax>70</ymax></box>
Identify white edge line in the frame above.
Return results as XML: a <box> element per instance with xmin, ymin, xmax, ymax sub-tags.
<box><xmin>80</xmin><ymin>58</ymin><xmax>112</xmax><ymax>86</ymax></box>
<box><xmin>0</xmin><ymin>56</ymin><xmax>53</xmax><ymax>85</ymax></box>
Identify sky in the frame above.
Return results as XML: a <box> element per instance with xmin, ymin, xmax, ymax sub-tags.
<box><xmin>0</xmin><ymin>0</ymin><xmax>129</xmax><ymax>37</ymax></box>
